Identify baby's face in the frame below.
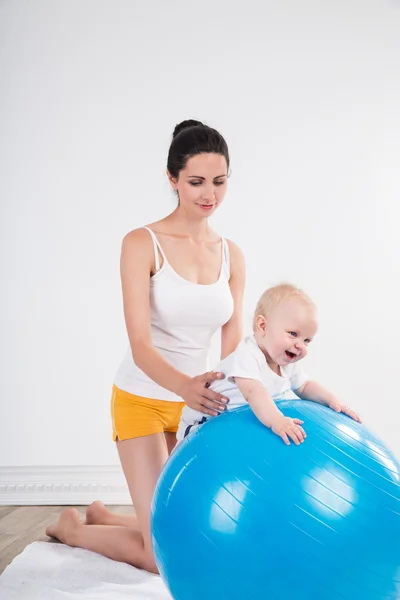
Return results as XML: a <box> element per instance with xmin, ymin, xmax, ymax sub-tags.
<box><xmin>263</xmin><ymin>299</ymin><xmax>318</xmax><ymax>367</ymax></box>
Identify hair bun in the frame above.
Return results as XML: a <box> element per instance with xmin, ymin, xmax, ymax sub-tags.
<box><xmin>172</xmin><ymin>119</ymin><xmax>204</xmax><ymax>139</ymax></box>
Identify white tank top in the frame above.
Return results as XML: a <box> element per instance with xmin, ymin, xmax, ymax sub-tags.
<box><xmin>114</xmin><ymin>227</ymin><xmax>235</xmax><ymax>402</ymax></box>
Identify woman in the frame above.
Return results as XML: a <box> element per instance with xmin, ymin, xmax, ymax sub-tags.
<box><xmin>46</xmin><ymin>119</ymin><xmax>246</xmax><ymax>572</ymax></box>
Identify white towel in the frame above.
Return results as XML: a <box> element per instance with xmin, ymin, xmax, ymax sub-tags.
<box><xmin>0</xmin><ymin>542</ymin><xmax>172</xmax><ymax>599</ymax></box>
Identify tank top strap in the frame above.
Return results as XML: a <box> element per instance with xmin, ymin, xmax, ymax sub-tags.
<box><xmin>143</xmin><ymin>227</ymin><xmax>167</xmax><ymax>272</ymax></box>
<box><xmin>221</xmin><ymin>238</ymin><xmax>231</xmax><ymax>279</ymax></box>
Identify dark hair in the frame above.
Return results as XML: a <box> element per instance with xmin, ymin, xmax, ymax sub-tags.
<box><xmin>167</xmin><ymin>119</ymin><xmax>230</xmax><ymax>178</ymax></box>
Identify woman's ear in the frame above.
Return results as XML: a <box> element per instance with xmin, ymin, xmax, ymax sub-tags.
<box><xmin>166</xmin><ymin>170</ymin><xmax>178</xmax><ymax>191</ymax></box>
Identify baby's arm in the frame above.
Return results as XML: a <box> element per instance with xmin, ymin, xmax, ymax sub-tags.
<box><xmin>295</xmin><ymin>380</ymin><xmax>361</xmax><ymax>422</ymax></box>
<box><xmin>234</xmin><ymin>378</ymin><xmax>306</xmax><ymax>445</ymax></box>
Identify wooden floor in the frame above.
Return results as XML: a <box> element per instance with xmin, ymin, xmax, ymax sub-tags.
<box><xmin>0</xmin><ymin>505</ymin><xmax>132</xmax><ymax>574</ymax></box>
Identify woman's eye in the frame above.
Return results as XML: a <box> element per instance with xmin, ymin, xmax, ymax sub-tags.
<box><xmin>214</xmin><ymin>181</ymin><xmax>225</xmax><ymax>186</ymax></box>
<box><xmin>189</xmin><ymin>181</ymin><xmax>202</xmax><ymax>186</ymax></box>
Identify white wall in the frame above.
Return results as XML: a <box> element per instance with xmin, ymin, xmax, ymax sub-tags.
<box><xmin>1</xmin><ymin>0</ymin><xmax>400</xmax><ymax>468</ymax></box>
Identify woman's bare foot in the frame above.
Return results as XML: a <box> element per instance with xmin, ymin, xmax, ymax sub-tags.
<box><xmin>85</xmin><ymin>501</ymin><xmax>113</xmax><ymax>525</ymax></box>
<box><xmin>45</xmin><ymin>508</ymin><xmax>81</xmax><ymax>545</ymax></box>
<box><xmin>85</xmin><ymin>501</ymin><xmax>138</xmax><ymax>528</ymax></box>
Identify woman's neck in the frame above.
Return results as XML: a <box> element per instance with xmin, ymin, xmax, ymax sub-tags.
<box><xmin>164</xmin><ymin>208</ymin><xmax>212</xmax><ymax>241</ymax></box>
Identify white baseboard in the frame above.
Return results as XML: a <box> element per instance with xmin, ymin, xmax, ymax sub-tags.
<box><xmin>0</xmin><ymin>466</ymin><xmax>131</xmax><ymax>505</ymax></box>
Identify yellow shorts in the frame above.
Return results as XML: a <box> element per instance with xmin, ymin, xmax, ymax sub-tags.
<box><xmin>111</xmin><ymin>385</ymin><xmax>185</xmax><ymax>441</ymax></box>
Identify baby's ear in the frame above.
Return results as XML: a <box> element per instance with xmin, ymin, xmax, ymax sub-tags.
<box><xmin>255</xmin><ymin>314</ymin><xmax>267</xmax><ymax>333</ymax></box>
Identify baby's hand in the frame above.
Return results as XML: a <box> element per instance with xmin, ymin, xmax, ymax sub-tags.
<box><xmin>271</xmin><ymin>415</ymin><xmax>306</xmax><ymax>446</ymax></box>
<box><xmin>328</xmin><ymin>401</ymin><xmax>361</xmax><ymax>423</ymax></box>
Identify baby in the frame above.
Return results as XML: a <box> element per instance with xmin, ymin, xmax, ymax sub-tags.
<box><xmin>177</xmin><ymin>283</ymin><xmax>360</xmax><ymax>445</ymax></box>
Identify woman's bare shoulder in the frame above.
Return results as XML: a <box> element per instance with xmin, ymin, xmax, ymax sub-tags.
<box><xmin>121</xmin><ymin>226</ymin><xmax>155</xmax><ymax>253</ymax></box>
<box><xmin>224</xmin><ymin>239</ymin><xmax>246</xmax><ymax>282</ymax></box>
<box><xmin>225</xmin><ymin>238</ymin><xmax>245</xmax><ymax>261</ymax></box>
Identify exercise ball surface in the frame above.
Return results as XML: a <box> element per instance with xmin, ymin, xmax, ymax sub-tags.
<box><xmin>151</xmin><ymin>401</ymin><xmax>400</xmax><ymax>600</ymax></box>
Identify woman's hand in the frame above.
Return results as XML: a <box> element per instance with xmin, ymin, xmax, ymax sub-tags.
<box><xmin>179</xmin><ymin>372</ymin><xmax>229</xmax><ymax>416</ymax></box>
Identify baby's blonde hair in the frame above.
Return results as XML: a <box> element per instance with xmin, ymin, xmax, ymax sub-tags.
<box><xmin>253</xmin><ymin>283</ymin><xmax>315</xmax><ymax>330</ymax></box>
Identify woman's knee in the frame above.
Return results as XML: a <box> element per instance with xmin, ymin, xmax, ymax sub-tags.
<box><xmin>143</xmin><ymin>553</ymin><xmax>159</xmax><ymax>574</ymax></box>
<box><xmin>132</xmin><ymin>545</ymin><xmax>158</xmax><ymax>574</ymax></box>
<box><xmin>125</xmin><ymin>529</ymin><xmax>158</xmax><ymax>574</ymax></box>
<box><xmin>143</xmin><ymin>534</ymin><xmax>158</xmax><ymax>573</ymax></box>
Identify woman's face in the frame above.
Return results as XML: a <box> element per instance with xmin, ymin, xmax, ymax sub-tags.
<box><xmin>168</xmin><ymin>153</ymin><xmax>228</xmax><ymax>218</ymax></box>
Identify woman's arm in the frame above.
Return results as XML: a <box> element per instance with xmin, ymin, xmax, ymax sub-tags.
<box><xmin>221</xmin><ymin>240</ymin><xmax>246</xmax><ymax>359</ymax></box>
<box><xmin>120</xmin><ymin>229</ymin><xmax>228</xmax><ymax>416</ymax></box>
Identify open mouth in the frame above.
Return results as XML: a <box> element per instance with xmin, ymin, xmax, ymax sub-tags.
<box><xmin>285</xmin><ymin>350</ymin><xmax>297</xmax><ymax>359</ymax></box>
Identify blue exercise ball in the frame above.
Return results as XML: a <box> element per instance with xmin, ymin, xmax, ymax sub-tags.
<box><xmin>151</xmin><ymin>401</ymin><xmax>400</xmax><ymax>600</ymax></box>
